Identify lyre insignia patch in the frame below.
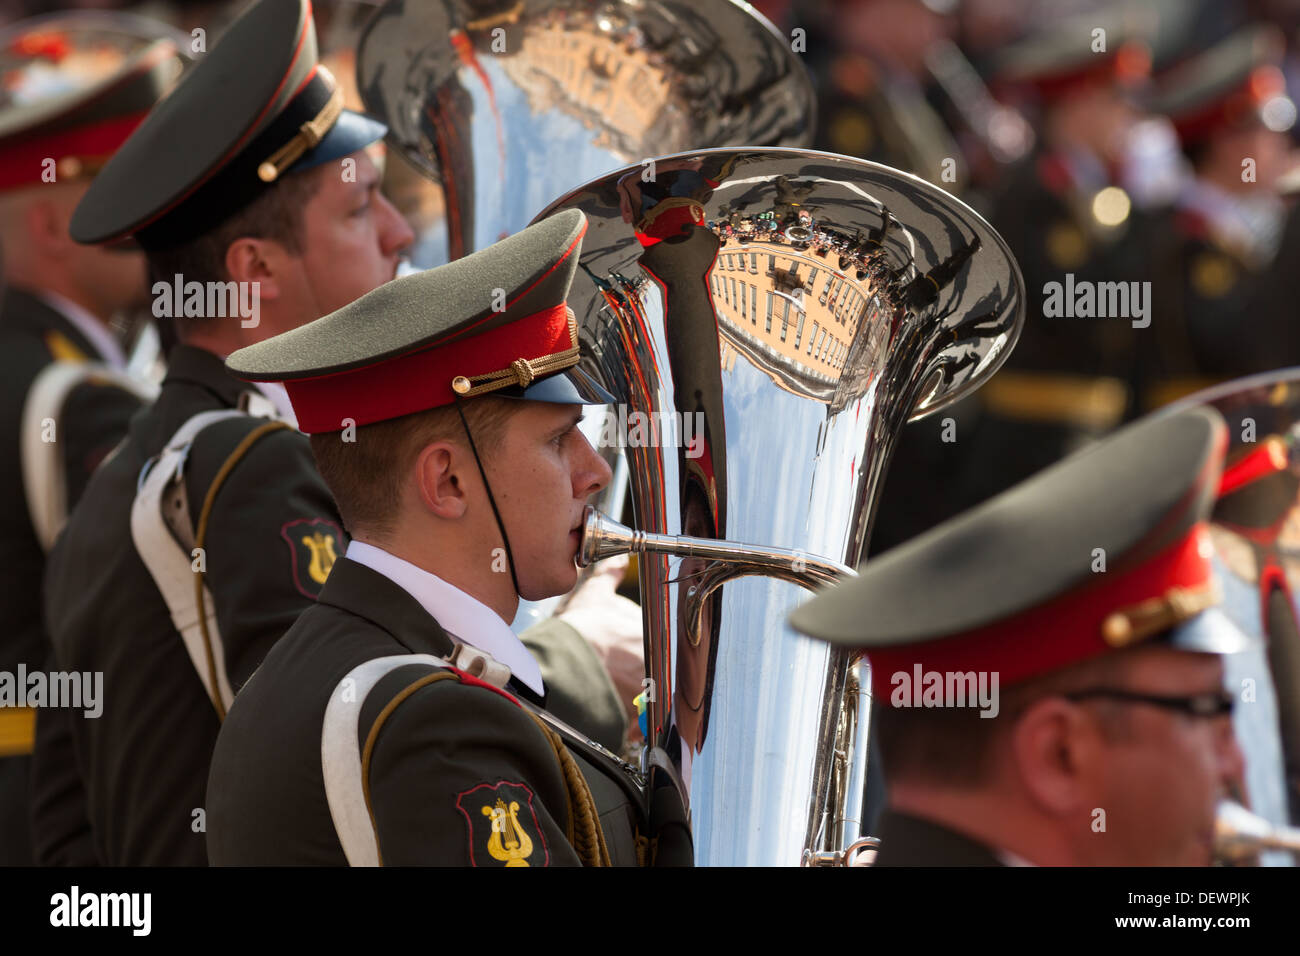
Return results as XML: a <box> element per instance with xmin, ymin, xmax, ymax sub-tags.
<box><xmin>280</xmin><ymin>518</ymin><xmax>343</xmax><ymax>598</ymax></box>
<box><xmin>456</xmin><ymin>781</ymin><xmax>548</xmax><ymax>867</ymax></box>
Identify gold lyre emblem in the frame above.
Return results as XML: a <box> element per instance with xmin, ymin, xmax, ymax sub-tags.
<box><xmin>301</xmin><ymin>531</ymin><xmax>338</xmax><ymax>585</ymax></box>
<box><xmin>481</xmin><ymin>798</ymin><xmax>533</xmax><ymax>866</ymax></box>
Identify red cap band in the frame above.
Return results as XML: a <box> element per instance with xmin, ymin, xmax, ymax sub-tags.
<box><xmin>285</xmin><ymin>302</ymin><xmax>574</xmax><ymax>433</ymax></box>
<box><xmin>0</xmin><ymin>109</ymin><xmax>150</xmax><ymax>192</ymax></box>
<box><xmin>866</xmin><ymin>524</ymin><xmax>1216</xmax><ymax>696</ymax></box>
<box><xmin>1171</xmin><ymin>65</ymin><xmax>1285</xmax><ymax>145</ymax></box>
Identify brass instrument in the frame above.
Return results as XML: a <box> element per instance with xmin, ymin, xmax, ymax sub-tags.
<box><xmin>356</xmin><ymin>0</ymin><xmax>820</xmax><ymax>629</ymax></box>
<box><xmin>544</xmin><ymin>147</ymin><xmax>1024</xmax><ymax>864</ymax></box>
<box><xmin>356</xmin><ymin>0</ymin><xmax>815</xmax><ymax>266</ymax></box>
<box><xmin>1164</xmin><ymin>369</ymin><xmax>1300</xmax><ymax>863</ymax></box>
<box><xmin>1216</xmin><ymin>801</ymin><xmax>1300</xmax><ymax>863</ymax></box>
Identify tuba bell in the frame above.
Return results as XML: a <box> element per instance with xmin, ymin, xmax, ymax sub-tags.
<box><xmin>537</xmin><ymin>147</ymin><xmax>1025</xmax><ymax>864</ymax></box>
<box><xmin>1162</xmin><ymin>368</ymin><xmax>1300</xmax><ymax>861</ymax></box>
<box><xmin>356</xmin><ymin>0</ymin><xmax>816</xmax><ymax>265</ymax></box>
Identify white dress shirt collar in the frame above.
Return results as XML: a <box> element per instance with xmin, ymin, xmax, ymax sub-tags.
<box><xmin>344</xmin><ymin>539</ymin><xmax>544</xmax><ymax>695</ymax></box>
<box><xmin>36</xmin><ymin>291</ymin><xmax>127</xmax><ymax>369</ymax></box>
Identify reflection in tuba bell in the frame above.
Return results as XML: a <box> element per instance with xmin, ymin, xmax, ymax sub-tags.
<box><xmin>539</xmin><ymin>148</ymin><xmax>1025</xmax><ymax>864</ymax></box>
<box><xmin>357</xmin><ymin>0</ymin><xmax>816</xmax><ymax>265</ymax></box>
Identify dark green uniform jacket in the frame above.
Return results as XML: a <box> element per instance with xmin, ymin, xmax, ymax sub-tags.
<box><xmin>36</xmin><ymin>346</ymin><xmax>627</xmax><ymax>865</ymax></box>
<box><xmin>38</xmin><ymin>346</ymin><xmax>337</xmax><ymax>865</ymax></box>
<box><xmin>206</xmin><ymin>556</ymin><xmax>659</xmax><ymax>867</ymax></box>
<box><xmin>0</xmin><ymin>287</ymin><xmax>143</xmax><ymax>866</ymax></box>
<box><xmin>872</xmin><ymin>810</ymin><xmax>1007</xmax><ymax>867</ymax></box>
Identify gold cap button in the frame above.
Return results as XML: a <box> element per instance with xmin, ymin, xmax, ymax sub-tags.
<box><xmin>1102</xmin><ymin>613</ymin><xmax>1132</xmax><ymax>647</ymax></box>
<box><xmin>451</xmin><ymin>376</ymin><xmax>472</xmax><ymax>394</ymax></box>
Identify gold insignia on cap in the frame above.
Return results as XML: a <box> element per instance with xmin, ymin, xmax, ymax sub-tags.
<box><xmin>1101</xmin><ymin>580</ymin><xmax>1223</xmax><ymax>647</ymax></box>
<box><xmin>257</xmin><ymin>66</ymin><xmax>345</xmax><ymax>183</ymax></box>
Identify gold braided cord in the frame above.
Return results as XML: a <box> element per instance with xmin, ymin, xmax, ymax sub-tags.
<box><xmin>257</xmin><ymin>69</ymin><xmax>345</xmax><ymax>183</ymax></box>
<box><xmin>193</xmin><ymin>420</ymin><xmax>293</xmax><ymax>720</ymax></box>
<box><xmin>1101</xmin><ymin>579</ymin><xmax>1224</xmax><ymax>648</ymax></box>
<box><xmin>452</xmin><ymin>309</ymin><xmax>581</xmax><ymax>398</ymax></box>
<box><xmin>455</xmin><ymin>348</ymin><xmax>581</xmax><ymax>397</ymax></box>
<box><xmin>525</xmin><ymin>711</ymin><xmax>611</xmax><ymax>867</ymax></box>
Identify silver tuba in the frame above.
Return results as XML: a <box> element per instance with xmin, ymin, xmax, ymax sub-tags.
<box><xmin>356</xmin><ymin>0</ymin><xmax>815</xmax><ymax>266</ymax></box>
<box><xmin>1216</xmin><ymin>801</ymin><xmax>1300</xmax><ymax>863</ymax></box>
<box><xmin>1164</xmin><ymin>368</ymin><xmax>1300</xmax><ymax>862</ymax></box>
<box><xmin>535</xmin><ymin>148</ymin><xmax>1025</xmax><ymax>864</ymax></box>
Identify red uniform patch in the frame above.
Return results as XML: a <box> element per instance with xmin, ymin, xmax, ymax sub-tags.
<box><xmin>455</xmin><ymin>780</ymin><xmax>549</xmax><ymax>867</ymax></box>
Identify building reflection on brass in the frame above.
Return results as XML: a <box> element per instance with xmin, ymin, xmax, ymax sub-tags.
<box><xmin>535</xmin><ymin>148</ymin><xmax>1023</xmax><ymax>864</ymax></box>
<box><xmin>357</xmin><ymin>0</ymin><xmax>814</xmax><ymax>264</ymax></box>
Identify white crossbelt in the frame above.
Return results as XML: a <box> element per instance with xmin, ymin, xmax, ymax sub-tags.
<box><xmin>321</xmin><ymin>645</ymin><xmax>512</xmax><ymax>866</ymax></box>
<box><xmin>129</xmin><ymin>404</ymin><xmax>275</xmax><ymax>715</ymax></box>
<box><xmin>21</xmin><ymin>361</ymin><xmax>158</xmax><ymax>552</ymax></box>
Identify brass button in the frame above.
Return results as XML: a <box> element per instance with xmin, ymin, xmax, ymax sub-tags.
<box><xmin>56</xmin><ymin>155</ymin><xmax>83</xmax><ymax>180</ymax></box>
<box><xmin>452</xmin><ymin>376</ymin><xmax>472</xmax><ymax>394</ymax></box>
<box><xmin>1102</xmin><ymin>612</ymin><xmax>1132</xmax><ymax>647</ymax></box>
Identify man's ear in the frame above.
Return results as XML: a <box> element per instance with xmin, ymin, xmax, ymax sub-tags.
<box><xmin>1009</xmin><ymin>698</ymin><xmax>1101</xmax><ymax>816</ymax></box>
<box><xmin>224</xmin><ymin>236</ymin><xmax>284</xmax><ymax>300</ymax></box>
<box><xmin>415</xmin><ymin>440</ymin><xmax>469</xmax><ymax>520</ymax></box>
<box><xmin>24</xmin><ymin>196</ymin><xmax>75</xmax><ymax>259</ymax></box>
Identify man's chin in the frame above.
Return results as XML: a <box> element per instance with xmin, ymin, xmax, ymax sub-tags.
<box><xmin>518</xmin><ymin>571</ymin><xmax>578</xmax><ymax>604</ymax></box>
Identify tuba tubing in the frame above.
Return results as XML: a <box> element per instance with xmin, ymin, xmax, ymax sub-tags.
<box><xmin>1215</xmin><ymin>800</ymin><xmax>1300</xmax><ymax>863</ymax></box>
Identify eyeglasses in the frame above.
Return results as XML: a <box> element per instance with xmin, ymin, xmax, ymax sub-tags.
<box><xmin>1063</xmin><ymin>688</ymin><xmax>1236</xmax><ymax>719</ymax></box>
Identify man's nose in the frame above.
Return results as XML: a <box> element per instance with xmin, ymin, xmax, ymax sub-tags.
<box><xmin>378</xmin><ymin>193</ymin><xmax>416</xmax><ymax>257</ymax></box>
<box><xmin>576</xmin><ymin>429</ymin><xmax>612</xmax><ymax>499</ymax></box>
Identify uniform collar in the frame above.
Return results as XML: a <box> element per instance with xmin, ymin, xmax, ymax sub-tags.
<box><xmin>315</xmin><ymin>556</ymin><xmax>457</xmax><ymax>659</ymax></box>
<box><xmin>872</xmin><ymin>809</ymin><xmax>1009</xmax><ymax>867</ymax></box>
<box><xmin>162</xmin><ymin>344</ymin><xmax>255</xmax><ymax>409</ymax></box>
<box><xmin>344</xmin><ymin>540</ymin><xmax>545</xmax><ymax>696</ymax></box>
<box><xmin>34</xmin><ymin>291</ymin><xmax>127</xmax><ymax>369</ymax></box>
<box><xmin>251</xmin><ymin>380</ymin><xmax>299</xmax><ymax>428</ymax></box>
